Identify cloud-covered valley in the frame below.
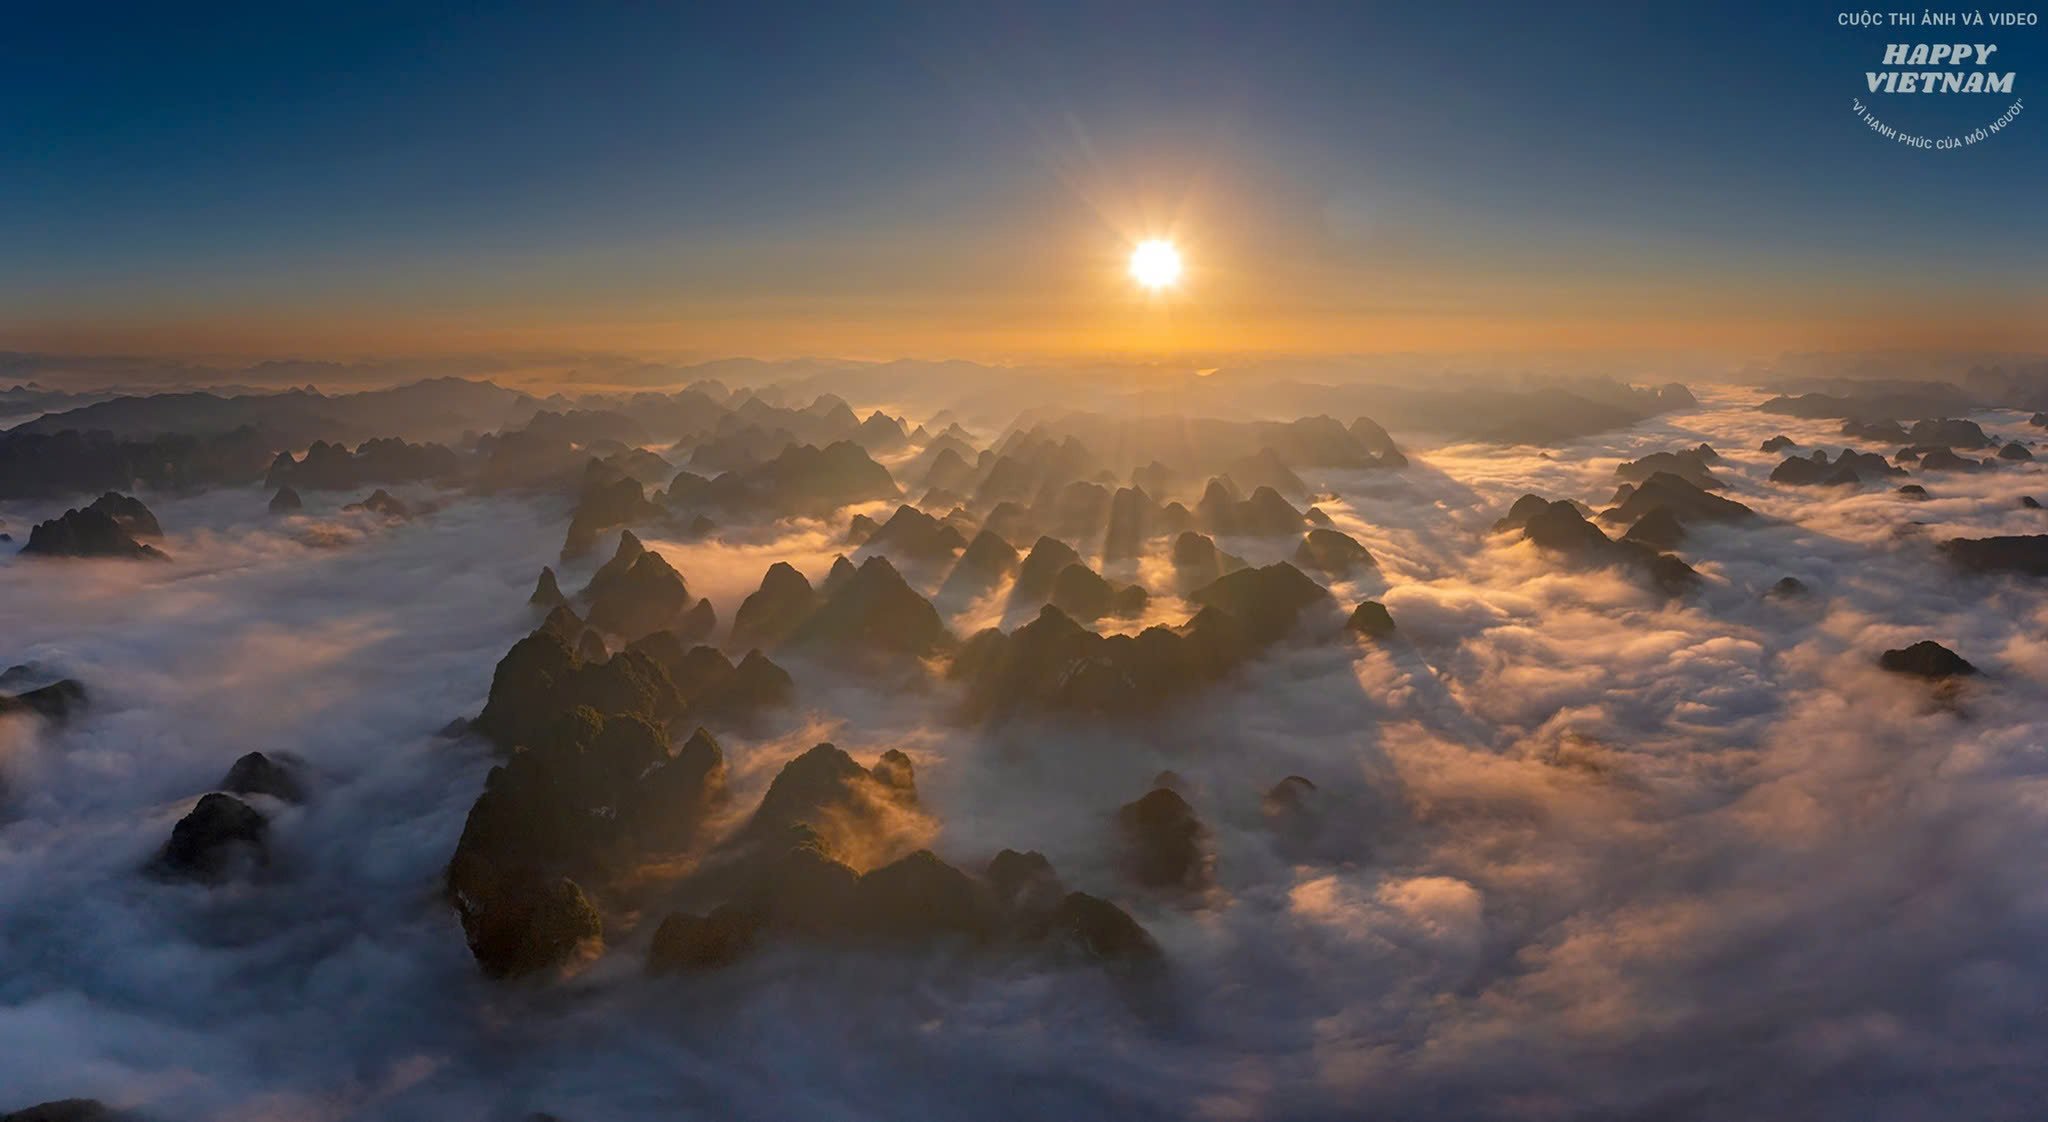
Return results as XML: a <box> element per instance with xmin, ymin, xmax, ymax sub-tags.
<box><xmin>2</xmin><ymin>377</ymin><xmax>2046</xmax><ymax>1121</ymax></box>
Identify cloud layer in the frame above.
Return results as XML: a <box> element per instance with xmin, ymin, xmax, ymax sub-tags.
<box><xmin>2</xmin><ymin>391</ymin><xmax>2046</xmax><ymax>1120</ymax></box>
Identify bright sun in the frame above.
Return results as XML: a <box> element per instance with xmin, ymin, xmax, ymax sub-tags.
<box><xmin>1129</xmin><ymin>239</ymin><xmax>1182</xmax><ymax>289</ymax></box>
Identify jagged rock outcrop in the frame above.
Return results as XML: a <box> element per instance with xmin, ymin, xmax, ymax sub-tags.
<box><xmin>665</xmin><ymin>468</ymin><xmax>710</xmax><ymax>505</ymax></box>
<box><xmin>937</xmin><ymin>530</ymin><xmax>1019</xmax><ymax>602</ymax></box>
<box><xmin>1767</xmin><ymin>576</ymin><xmax>1809</xmax><ymax>598</ymax></box>
<box><xmin>1345</xmin><ymin>600</ymin><xmax>1396</xmax><ymax>638</ymax></box>
<box><xmin>786</xmin><ymin>556</ymin><xmax>950</xmax><ymax>657</ymax></box>
<box><xmin>1131</xmin><ymin>460</ymin><xmax>1177</xmax><ymax>499</ymax></box>
<box><xmin>845</xmin><ymin>513</ymin><xmax>881</xmax><ymax>545</ymax></box>
<box><xmin>267</xmin><ymin>437</ymin><xmax>460</xmax><ymax>491</ymax></box>
<box><xmin>859</xmin><ymin>505</ymin><xmax>968</xmax><ymax>561</ymax></box>
<box><xmin>1770</xmin><ymin>456</ymin><xmax>1834</xmax><ymax>485</ymax></box>
<box><xmin>1261</xmin><ymin>775</ymin><xmax>1339</xmax><ymax>858</ymax></box>
<box><xmin>706</xmin><ymin>649</ymin><xmax>796</xmax><ymax>721</ymax></box>
<box><xmin>691</xmin><ymin>440</ymin><xmax>899</xmax><ymax>516</ymax></box>
<box><xmin>1941</xmin><ymin>534</ymin><xmax>2048</xmax><ymax>576</ymax></box>
<box><xmin>855</xmin><ymin>410</ymin><xmax>909</xmax><ymax>454</ymax></box>
<box><xmin>1292</xmin><ymin>527</ymin><xmax>1375</xmax><ymax>575</ymax></box>
<box><xmin>458</xmin><ymin>873</ymin><xmax>604</xmax><ymax>980</ymax></box>
<box><xmin>1897</xmin><ymin>484</ymin><xmax>1930</xmax><ymax>500</ymax></box>
<box><xmin>1493</xmin><ymin>494</ymin><xmax>1554</xmax><ymax>533</ymax></box>
<box><xmin>1170</xmin><ymin>530</ymin><xmax>1246</xmax><ymax>591</ymax></box>
<box><xmin>845</xmin><ymin>849</ymin><xmax>999</xmax><ymax>941</ymax></box>
<box><xmin>85</xmin><ymin>492</ymin><xmax>162</xmax><ymax>538</ymax></box>
<box><xmin>1878</xmin><ymin>641</ymin><xmax>1976</xmax><ymax>679</ymax></box>
<box><xmin>1623</xmin><ymin>507</ymin><xmax>1685</xmax><ymax>549</ymax></box>
<box><xmin>623</xmin><ymin>632</ymin><xmax>792</xmax><ymax>723</ymax></box>
<box><xmin>2024</xmin><ymin>496</ymin><xmax>2043</xmax><ymax>510</ymax></box>
<box><xmin>219</xmin><ymin>751</ymin><xmax>307</xmax><ymax>804</ymax></box>
<box><xmin>1917</xmin><ymin>448</ymin><xmax>1988</xmax><ymax>472</ymax></box>
<box><xmin>1055</xmin><ymin>891</ymin><xmax>1163</xmax><ymax>962</ymax></box>
<box><xmin>499</xmin><ymin>623</ymin><xmax>781</xmax><ymax>751</ymax></box>
<box><xmin>475</xmin><ymin>630</ymin><xmax>681</xmax><ymax>750</ymax></box>
<box><xmin>602</xmin><ymin>447</ymin><xmax>676</xmax><ymax>488</ymax></box>
<box><xmin>730</xmin><ymin>562</ymin><xmax>817</xmax><ymax>649</ymax></box>
<box><xmin>1508</xmin><ymin>496</ymin><xmax>1589</xmax><ymax>542</ymax></box>
<box><xmin>1841</xmin><ymin>418</ymin><xmax>1910</xmax><ymax>443</ymax></box>
<box><xmin>342</xmin><ymin>489</ymin><xmax>411</xmax><ymax>518</ymax></box>
<box><xmin>1117</xmin><ymin>788</ymin><xmax>1212</xmax><ymax>894</ymax></box>
<box><xmin>649</xmin><ymin>905</ymin><xmax>764</xmax><ymax>971</ymax></box>
<box><xmin>0</xmin><ymin>422</ymin><xmax>269</xmax><ymax>501</ymax></box>
<box><xmin>921</xmin><ymin>446</ymin><xmax>976</xmax><ymax>494</ymax></box>
<box><xmin>151</xmin><ymin>793</ymin><xmax>268</xmax><ymax>882</ymax></box>
<box><xmin>938</xmin><ymin>505</ymin><xmax>979</xmax><ymax>541</ymax></box>
<box><xmin>563</xmin><ymin>472</ymin><xmax>663</xmax><ymax>557</ymax></box>
<box><xmin>1223</xmin><ymin>448</ymin><xmax>1308</xmax><ymax>498</ymax></box>
<box><xmin>0</xmin><ymin>679</ymin><xmax>86</xmax><ymax>721</ymax></box>
<box><xmin>986</xmin><ymin>848</ymin><xmax>1065</xmax><ymax>922</ymax></box>
<box><xmin>0</xmin><ymin>663</ymin><xmax>48</xmax><ymax>690</ymax></box>
<box><xmin>475</xmin><ymin>424</ymin><xmax>590</xmax><ymax>491</ymax></box>
<box><xmin>1102</xmin><ymin>486</ymin><xmax>1160</xmax><ymax>560</ymax></box>
<box><xmin>969</xmin><ymin>434</ymin><xmax>1101</xmax><ymax>513</ymax></box>
<box><xmin>1771</xmin><ymin>449</ymin><xmax>1903</xmax><ymax>486</ymax></box>
<box><xmin>582</xmin><ymin>533</ymin><xmax>695</xmax><ymax>639</ymax></box>
<box><xmin>1262</xmin><ymin>775</ymin><xmax>1318</xmax><ymax>823</ymax></box>
<box><xmin>1185</xmin><ymin>563</ymin><xmax>1332</xmax><ymax>645</ymax></box>
<box><xmin>19</xmin><ymin>508</ymin><xmax>167</xmax><ymax>560</ymax></box>
<box><xmin>1997</xmin><ymin>441</ymin><xmax>2033</xmax><ymax>461</ymax></box>
<box><xmin>952</xmin><ymin>606</ymin><xmax>1220</xmax><ymax>720</ymax></box>
<box><xmin>1196</xmin><ymin>481</ymin><xmax>1306</xmax><ymax>536</ymax></box>
<box><xmin>822</xmin><ymin>554</ymin><xmax>857</xmax><ymax>595</ymax></box>
<box><xmin>1760</xmin><ymin>435</ymin><xmax>1795</xmax><ymax>453</ymax></box>
<box><xmin>712</xmin><ymin>827</ymin><xmax>856</xmax><ymax>941</ymax></box>
<box><xmin>1906</xmin><ymin>418</ymin><xmax>1992</xmax><ymax>449</ymax></box>
<box><xmin>1603</xmin><ymin>471</ymin><xmax>1756</xmax><ymax>525</ymax></box>
<box><xmin>1047</xmin><ymin>563</ymin><xmax>1148</xmax><ymax>622</ymax></box>
<box><xmin>448</xmin><ymin>711</ymin><xmax>724</xmax><ymax>976</ymax></box>
<box><xmin>1011</xmin><ymin>536</ymin><xmax>1085</xmax><ymax>605</ymax></box>
<box><xmin>1044</xmin><ymin>480</ymin><xmax>1113</xmax><ymax>541</ymax></box>
<box><xmin>689</xmin><ymin>425</ymin><xmax>797</xmax><ymax>473</ymax></box>
<box><xmin>1508</xmin><ymin>496</ymin><xmax>1699</xmax><ymax>595</ymax></box>
<box><xmin>529</xmin><ymin>566</ymin><xmax>567</xmax><ymax>608</ymax></box>
<box><xmin>651</xmin><ymin>842</ymin><xmax>1155</xmax><ymax>972</ymax></box>
<box><xmin>649</xmin><ymin>744</ymin><xmax>1154</xmax><ymax>973</ymax></box>
<box><xmin>539</xmin><ymin>604</ymin><xmax>585</xmax><ymax>643</ymax></box>
<box><xmin>740</xmin><ymin>743</ymin><xmax>919</xmax><ymax>853</ymax></box>
<box><xmin>1348</xmin><ymin>416</ymin><xmax>1408</xmax><ymax>467</ymax></box>
<box><xmin>972</xmin><ymin>455</ymin><xmax>1038</xmax><ymax>508</ymax></box>
<box><xmin>1615</xmin><ymin>446</ymin><xmax>1719</xmax><ymax>488</ymax></box>
<box><xmin>954</xmin><ymin>565</ymin><xmax>1328</xmax><ymax>721</ymax></box>
<box><xmin>643</xmin><ymin>746</ymin><xmax>931</xmax><ymax>951</ymax></box>
<box><xmin>979</xmin><ymin>500</ymin><xmax>1037</xmax><ymax>545</ymax></box>
<box><xmin>268</xmin><ymin>485</ymin><xmax>303</xmax><ymax>514</ymax></box>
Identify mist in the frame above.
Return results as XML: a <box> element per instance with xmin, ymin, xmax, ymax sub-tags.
<box><xmin>4</xmin><ymin>383</ymin><xmax>2048</xmax><ymax>1121</ymax></box>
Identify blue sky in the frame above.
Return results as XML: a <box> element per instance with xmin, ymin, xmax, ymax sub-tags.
<box><xmin>2</xmin><ymin>2</ymin><xmax>2041</xmax><ymax>358</ymax></box>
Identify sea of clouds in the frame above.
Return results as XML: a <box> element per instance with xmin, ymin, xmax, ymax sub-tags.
<box><xmin>2</xmin><ymin>389</ymin><xmax>2045</xmax><ymax>1120</ymax></box>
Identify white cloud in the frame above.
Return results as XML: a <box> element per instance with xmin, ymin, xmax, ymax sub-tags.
<box><xmin>1</xmin><ymin>385</ymin><xmax>2046</xmax><ymax>1119</ymax></box>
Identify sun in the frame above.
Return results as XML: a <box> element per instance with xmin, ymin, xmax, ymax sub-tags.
<box><xmin>1129</xmin><ymin>239</ymin><xmax>1182</xmax><ymax>289</ymax></box>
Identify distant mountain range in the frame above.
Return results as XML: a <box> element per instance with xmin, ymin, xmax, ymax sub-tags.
<box><xmin>10</xmin><ymin>377</ymin><xmax>545</xmax><ymax>446</ymax></box>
